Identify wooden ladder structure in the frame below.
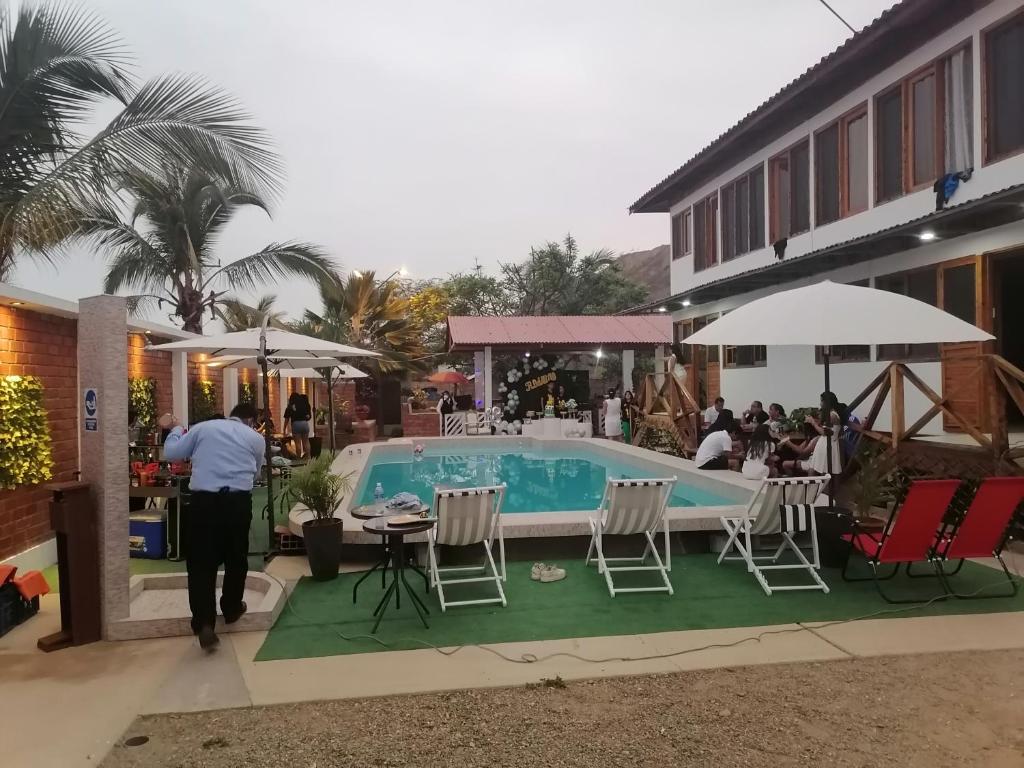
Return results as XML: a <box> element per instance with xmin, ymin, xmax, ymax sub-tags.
<box><xmin>845</xmin><ymin>355</ymin><xmax>1024</xmax><ymax>476</ymax></box>
<box><xmin>632</xmin><ymin>373</ymin><xmax>701</xmax><ymax>458</ymax></box>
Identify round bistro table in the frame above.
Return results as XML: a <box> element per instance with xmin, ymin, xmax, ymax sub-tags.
<box><xmin>361</xmin><ymin>517</ymin><xmax>435</xmax><ymax>633</ymax></box>
<box><xmin>350</xmin><ymin>503</ymin><xmax>430</xmax><ymax>601</ymax></box>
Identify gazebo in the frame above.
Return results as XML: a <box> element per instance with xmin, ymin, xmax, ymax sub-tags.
<box><xmin>446</xmin><ymin>314</ymin><xmax>673</xmax><ymax>410</ymax></box>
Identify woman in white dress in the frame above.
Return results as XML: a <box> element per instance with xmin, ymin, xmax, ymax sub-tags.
<box><xmin>602</xmin><ymin>388</ymin><xmax>624</xmax><ymax>442</ymax></box>
<box><xmin>742</xmin><ymin>423</ymin><xmax>777</xmax><ymax>480</ymax></box>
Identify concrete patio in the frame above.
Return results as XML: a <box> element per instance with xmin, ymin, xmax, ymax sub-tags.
<box><xmin>2</xmin><ymin>550</ymin><xmax>1023</xmax><ymax>767</ymax></box>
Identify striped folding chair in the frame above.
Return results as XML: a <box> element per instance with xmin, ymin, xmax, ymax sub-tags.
<box><xmin>585</xmin><ymin>477</ymin><xmax>677</xmax><ymax>597</ymax></box>
<box><xmin>717</xmin><ymin>476</ymin><xmax>831</xmax><ymax>595</ymax></box>
<box><xmin>427</xmin><ymin>485</ymin><xmax>507</xmax><ymax>612</ymax></box>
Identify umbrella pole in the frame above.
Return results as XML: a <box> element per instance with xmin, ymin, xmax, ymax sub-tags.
<box><xmin>326</xmin><ymin>369</ymin><xmax>336</xmax><ymax>454</ymax></box>
<box><xmin>260</xmin><ymin>322</ymin><xmax>276</xmax><ymax>559</ymax></box>
<box><xmin>823</xmin><ymin>349</ymin><xmax>835</xmax><ymax>510</ymax></box>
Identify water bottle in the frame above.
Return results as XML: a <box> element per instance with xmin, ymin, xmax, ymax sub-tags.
<box><xmin>374</xmin><ymin>482</ymin><xmax>385</xmax><ymax>503</ymax></box>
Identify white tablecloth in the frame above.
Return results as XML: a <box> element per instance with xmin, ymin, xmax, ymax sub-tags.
<box><xmin>521</xmin><ymin>418</ymin><xmax>592</xmax><ymax>439</ymax></box>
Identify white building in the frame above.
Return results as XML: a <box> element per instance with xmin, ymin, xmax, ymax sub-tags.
<box><xmin>628</xmin><ymin>0</ymin><xmax>1024</xmax><ymax>435</ymax></box>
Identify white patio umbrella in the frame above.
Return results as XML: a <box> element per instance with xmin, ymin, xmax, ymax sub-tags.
<box><xmin>148</xmin><ymin>321</ymin><xmax>380</xmax><ymax>554</ymax></box>
<box><xmin>685</xmin><ymin>280</ymin><xmax>994</xmax><ymax>498</ymax></box>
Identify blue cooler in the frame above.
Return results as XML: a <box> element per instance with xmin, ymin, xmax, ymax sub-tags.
<box><xmin>129</xmin><ymin>513</ymin><xmax>167</xmax><ymax>559</ymax></box>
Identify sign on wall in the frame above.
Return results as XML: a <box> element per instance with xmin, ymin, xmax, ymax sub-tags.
<box><xmin>84</xmin><ymin>387</ymin><xmax>99</xmax><ymax>432</ymax></box>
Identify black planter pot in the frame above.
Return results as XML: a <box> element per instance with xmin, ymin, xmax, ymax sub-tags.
<box><xmin>302</xmin><ymin>518</ymin><xmax>343</xmax><ymax>581</ymax></box>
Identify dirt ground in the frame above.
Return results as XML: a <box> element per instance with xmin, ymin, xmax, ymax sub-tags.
<box><xmin>102</xmin><ymin>649</ymin><xmax>1024</xmax><ymax>768</ymax></box>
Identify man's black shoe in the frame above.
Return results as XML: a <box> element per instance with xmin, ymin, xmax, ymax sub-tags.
<box><xmin>224</xmin><ymin>602</ymin><xmax>247</xmax><ymax>624</ymax></box>
<box><xmin>197</xmin><ymin>625</ymin><xmax>220</xmax><ymax>652</ymax></box>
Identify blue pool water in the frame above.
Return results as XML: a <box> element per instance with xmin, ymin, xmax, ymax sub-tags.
<box><xmin>354</xmin><ymin>445</ymin><xmax>735</xmax><ymax>512</ymax></box>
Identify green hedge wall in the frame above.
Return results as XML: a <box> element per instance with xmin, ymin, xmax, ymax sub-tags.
<box><xmin>0</xmin><ymin>375</ymin><xmax>55</xmax><ymax>489</ymax></box>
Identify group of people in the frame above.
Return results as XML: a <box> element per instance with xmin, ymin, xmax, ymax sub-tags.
<box><xmin>695</xmin><ymin>391</ymin><xmax>856</xmax><ymax>481</ymax></box>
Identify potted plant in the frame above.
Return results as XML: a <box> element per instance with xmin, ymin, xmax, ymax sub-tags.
<box><xmin>289</xmin><ymin>455</ymin><xmax>353</xmax><ymax>581</ymax></box>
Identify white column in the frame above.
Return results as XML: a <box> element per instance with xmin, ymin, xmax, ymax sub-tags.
<box><xmin>622</xmin><ymin>349</ymin><xmax>635</xmax><ymax>392</ymax></box>
<box><xmin>77</xmin><ymin>295</ymin><xmax>129</xmax><ymax>636</ymax></box>
<box><xmin>483</xmin><ymin>345</ymin><xmax>493</xmax><ymax>409</ymax></box>
<box><xmin>222</xmin><ymin>368</ymin><xmax>238</xmax><ymax>415</ymax></box>
<box><xmin>473</xmin><ymin>351</ymin><xmax>485</xmax><ymax>408</ymax></box>
<box><xmin>171</xmin><ymin>351</ymin><xmax>189</xmax><ymax>427</ymax></box>
<box><xmin>654</xmin><ymin>345</ymin><xmax>666</xmax><ymax>388</ymax></box>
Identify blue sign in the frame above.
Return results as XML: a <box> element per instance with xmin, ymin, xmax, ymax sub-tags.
<box><xmin>84</xmin><ymin>387</ymin><xmax>99</xmax><ymax>432</ymax></box>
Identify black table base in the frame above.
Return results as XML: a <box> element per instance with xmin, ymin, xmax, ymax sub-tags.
<box><xmin>369</xmin><ymin>533</ymin><xmax>430</xmax><ymax>633</ymax></box>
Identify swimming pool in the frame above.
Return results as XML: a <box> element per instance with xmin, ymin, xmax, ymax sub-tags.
<box><xmin>353</xmin><ymin>443</ymin><xmax>735</xmax><ymax>512</ymax></box>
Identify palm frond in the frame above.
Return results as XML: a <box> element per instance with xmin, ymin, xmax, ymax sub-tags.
<box><xmin>10</xmin><ymin>73</ymin><xmax>283</xmax><ymax>250</ymax></box>
<box><xmin>203</xmin><ymin>241</ymin><xmax>338</xmax><ymax>293</ymax></box>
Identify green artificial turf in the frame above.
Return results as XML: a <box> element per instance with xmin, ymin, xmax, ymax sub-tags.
<box><xmin>255</xmin><ymin>553</ymin><xmax>1024</xmax><ymax>661</ymax></box>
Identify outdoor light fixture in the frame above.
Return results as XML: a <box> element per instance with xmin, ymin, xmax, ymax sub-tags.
<box><xmin>524</xmin><ymin>352</ymin><xmax>530</xmax><ymax>357</ymax></box>
<box><xmin>682</xmin><ymin>299</ymin><xmax>692</xmax><ymax>307</ymax></box>
<box><xmin>918</xmin><ymin>231</ymin><xmax>937</xmax><ymax>242</ymax></box>
<box><xmin>10</xmin><ymin>301</ymin><xmax>23</xmax><ymax>306</ymax></box>
<box><xmin>657</xmin><ymin>306</ymin><xmax>667</xmax><ymax>312</ymax></box>
<box><xmin>596</xmin><ymin>348</ymin><xmax>603</xmax><ymax>359</ymax></box>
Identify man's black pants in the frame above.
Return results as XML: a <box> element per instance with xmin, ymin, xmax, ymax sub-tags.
<box><xmin>187</xmin><ymin>490</ymin><xmax>252</xmax><ymax>632</ymax></box>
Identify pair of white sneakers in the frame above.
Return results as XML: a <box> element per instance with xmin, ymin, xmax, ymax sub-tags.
<box><xmin>530</xmin><ymin>562</ymin><xmax>567</xmax><ymax>583</ymax></box>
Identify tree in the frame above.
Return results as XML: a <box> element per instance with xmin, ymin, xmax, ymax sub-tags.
<box><xmin>217</xmin><ymin>294</ymin><xmax>285</xmax><ymax>331</ymax></box>
<box><xmin>78</xmin><ymin>164</ymin><xmax>336</xmax><ymax>332</ymax></box>
<box><xmin>0</xmin><ymin>4</ymin><xmax>282</xmax><ymax>281</ymax></box>
<box><xmin>298</xmin><ymin>271</ymin><xmax>427</xmax><ymax>374</ymax></box>
<box><xmin>500</xmin><ymin>234</ymin><xmax>647</xmax><ymax>315</ymax></box>
<box><xmin>405</xmin><ymin>280</ymin><xmax>451</xmax><ymax>355</ymax></box>
<box><xmin>444</xmin><ymin>271</ymin><xmax>511</xmax><ymax>316</ymax></box>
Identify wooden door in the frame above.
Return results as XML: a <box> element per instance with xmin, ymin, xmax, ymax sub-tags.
<box><xmin>937</xmin><ymin>255</ymin><xmax>991</xmax><ymax>432</ymax></box>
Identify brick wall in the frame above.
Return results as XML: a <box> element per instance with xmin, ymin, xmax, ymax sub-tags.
<box><xmin>0</xmin><ymin>306</ymin><xmax>79</xmax><ymax>560</ymax></box>
<box><xmin>127</xmin><ymin>333</ymin><xmax>173</xmax><ymax>416</ymax></box>
<box><xmin>402</xmin><ymin>404</ymin><xmax>440</xmax><ymax>438</ymax></box>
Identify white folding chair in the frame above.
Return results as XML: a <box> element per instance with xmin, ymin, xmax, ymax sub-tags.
<box><xmin>465</xmin><ymin>411</ymin><xmax>481</xmax><ymax>435</ymax></box>
<box><xmin>427</xmin><ymin>485</ymin><xmax>507</xmax><ymax>612</ymax></box>
<box><xmin>717</xmin><ymin>476</ymin><xmax>831</xmax><ymax>595</ymax></box>
<box><xmin>585</xmin><ymin>477</ymin><xmax>677</xmax><ymax>597</ymax></box>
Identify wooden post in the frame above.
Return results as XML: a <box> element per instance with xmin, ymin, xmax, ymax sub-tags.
<box><xmin>890</xmin><ymin>365</ymin><xmax>905</xmax><ymax>449</ymax></box>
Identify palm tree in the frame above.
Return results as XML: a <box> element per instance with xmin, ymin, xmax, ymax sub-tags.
<box><xmin>0</xmin><ymin>3</ymin><xmax>282</xmax><ymax>280</ymax></box>
<box><xmin>297</xmin><ymin>271</ymin><xmax>426</xmax><ymax>374</ymax></box>
<box><xmin>218</xmin><ymin>294</ymin><xmax>286</xmax><ymax>331</ymax></box>
<box><xmin>77</xmin><ymin>164</ymin><xmax>337</xmax><ymax>332</ymax></box>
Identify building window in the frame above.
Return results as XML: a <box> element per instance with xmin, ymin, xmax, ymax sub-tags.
<box><xmin>877</xmin><ymin>45</ymin><xmax>973</xmax><ymax>202</ymax></box>
<box><xmin>876</xmin><ymin>87</ymin><xmax>904</xmax><ymax>202</ymax></box>
<box><xmin>816</xmin><ymin>107</ymin><xmax>868</xmax><ymax>226</ymax></box>
<box><xmin>769</xmin><ymin>140</ymin><xmax>810</xmax><ymax>243</ymax></box>
<box><xmin>724</xmin><ymin>345</ymin><xmax>767</xmax><ymax>369</ymax></box>
<box><xmin>876</xmin><ymin>268</ymin><xmax>940</xmax><ymax>361</ymax></box>
<box><xmin>815</xmin><ymin>280</ymin><xmax>870</xmax><ymax>363</ymax></box>
<box><xmin>671</xmin><ymin>209</ymin><xmax>693</xmax><ymax>261</ymax></box>
<box><xmin>693</xmin><ymin>192</ymin><xmax>719</xmax><ymax>272</ymax></box>
<box><xmin>721</xmin><ymin>166</ymin><xmax>765</xmax><ymax>261</ymax></box>
<box><xmin>985</xmin><ymin>12</ymin><xmax>1024</xmax><ymax>161</ymax></box>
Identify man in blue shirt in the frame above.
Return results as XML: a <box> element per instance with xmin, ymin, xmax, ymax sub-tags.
<box><xmin>163</xmin><ymin>403</ymin><xmax>266</xmax><ymax>651</ymax></box>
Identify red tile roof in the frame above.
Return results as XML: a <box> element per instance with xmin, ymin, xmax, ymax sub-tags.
<box><xmin>447</xmin><ymin>315</ymin><xmax>672</xmax><ymax>351</ymax></box>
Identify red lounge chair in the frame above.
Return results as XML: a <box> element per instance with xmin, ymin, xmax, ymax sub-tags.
<box><xmin>934</xmin><ymin>477</ymin><xmax>1024</xmax><ymax>599</ymax></box>
<box><xmin>841</xmin><ymin>479</ymin><xmax>960</xmax><ymax>603</ymax></box>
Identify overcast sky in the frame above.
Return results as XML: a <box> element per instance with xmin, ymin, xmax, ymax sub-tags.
<box><xmin>12</xmin><ymin>0</ymin><xmax>897</xmax><ymax>323</ymax></box>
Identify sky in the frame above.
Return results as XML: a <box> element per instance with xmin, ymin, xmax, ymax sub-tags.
<box><xmin>11</xmin><ymin>0</ymin><xmax>898</xmax><ymax>324</ymax></box>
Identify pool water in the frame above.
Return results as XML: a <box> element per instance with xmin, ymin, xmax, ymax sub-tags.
<box><xmin>354</xmin><ymin>446</ymin><xmax>734</xmax><ymax>512</ymax></box>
